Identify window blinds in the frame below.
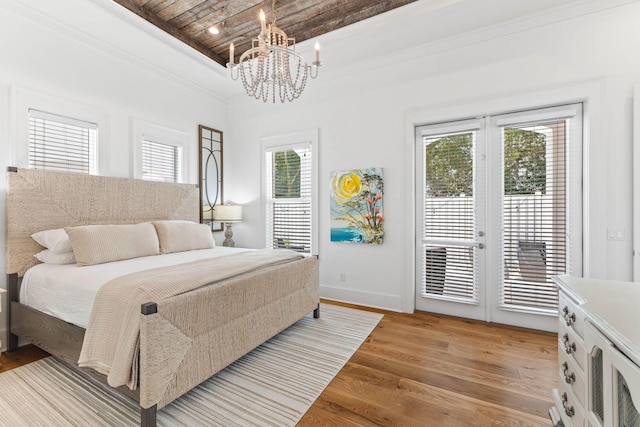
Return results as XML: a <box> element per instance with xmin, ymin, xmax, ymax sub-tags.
<box><xmin>422</xmin><ymin>130</ymin><xmax>479</xmax><ymax>302</ymax></box>
<box><xmin>28</xmin><ymin>109</ymin><xmax>97</xmax><ymax>174</ymax></box>
<box><xmin>141</xmin><ymin>138</ymin><xmax>182</xmax><ymax>183</ymax></box>
<box><xmin>265</xmin><ymin>145</ymin><xmax>312</xmax><ymax>253</ymax></box>
<box><xmin>497</xmin><ymin>106</ymin><xmax>580</xmax><ymax>313</ymax></box>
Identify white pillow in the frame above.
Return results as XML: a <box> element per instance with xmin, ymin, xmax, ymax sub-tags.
<box><xmin>153</xmin><ymin>220</ymin><xmax>215</xmax><ymax>254</ymax></box>
<box><xmin>65</xmin><ymin>223</ymin><xmax>160</xmax><ymax>266</ymax></box>
<box><xmin>31</xmin><ymin>228</ymin><xmax>73</xmax><ymax>254</ymax></box>
<box><xmin>34</xmin><ymin>249</ymin><xmax>76</xmax><ymax>265</ymax></box>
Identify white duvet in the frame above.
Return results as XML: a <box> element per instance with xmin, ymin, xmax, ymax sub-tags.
<box><xmin>21</xmin><ymin>247</ymin><xmax>249</xmax><ymax>329</ymax></box>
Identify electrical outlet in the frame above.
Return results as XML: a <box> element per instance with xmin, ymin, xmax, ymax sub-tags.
<box><xmin>340</xmin><ymin>273</ymin><xmax>346</xmax><ymax>282</ymax></box>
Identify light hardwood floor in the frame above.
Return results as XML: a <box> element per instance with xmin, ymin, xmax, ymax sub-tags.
<box><xmin>1</xmin><ymin>301</ymin><xmax>557</xmax><ymax>426</ymax></box>
<box><xmin>300</xmin><ymin>302</ymin><xmax>557</xmax><ymax>426</ymax></box>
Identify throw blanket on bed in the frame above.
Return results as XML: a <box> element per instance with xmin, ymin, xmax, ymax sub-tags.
<box><xmin>77</xmin><ymin>249</ymin><xmax>303</xmax><ymax>390</ymax></box>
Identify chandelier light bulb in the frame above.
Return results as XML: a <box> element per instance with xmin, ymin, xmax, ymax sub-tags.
<box><xmin>226</xmin><ymin>2</ymin><xmax>321</xmax><ymax>103</ymax></box>
<box><xmin>259</xmin><ymin>9</ymin><xmax>266</xmax><ymax>33</ymax></box>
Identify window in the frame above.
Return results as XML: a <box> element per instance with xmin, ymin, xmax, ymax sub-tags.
<box><xmin>28</xmin><ymin>109</ymin><xmax>97</xmax><ymax>174</ymax></box>
<box><xmin>141</xmin><ymin>137</ymin><xmax>183</xmax><ymax>183</ymax></box>
<box><xmin>262</xmin><ymin>130</ymin><xmax>318</xmax><ymax>255</ymax></box>
<box><xmin>132</xmin><ymin>119</ymin><xmax>188</xmax><ymax>183</ymax></box>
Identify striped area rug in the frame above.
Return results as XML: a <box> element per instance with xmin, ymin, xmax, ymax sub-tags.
<box><xmin>0</xmin><ymin>304</ymin><xmax>382</xmax><ymax>426</ymax></box>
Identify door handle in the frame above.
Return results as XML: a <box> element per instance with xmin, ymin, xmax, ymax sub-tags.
<box><xmin>423</xmin><ymin>239</ymin><xmax>483</xmax><ymax>248</ymax></box>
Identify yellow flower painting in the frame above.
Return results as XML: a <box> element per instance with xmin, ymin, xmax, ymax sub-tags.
<box><xmin>330</xmin><ymin>167</ymin><xmax>384</xmax><ymax>244</ymax></box>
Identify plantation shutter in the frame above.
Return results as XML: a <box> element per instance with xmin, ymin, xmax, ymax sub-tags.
<box><xmin>495</xmin><ymin>104</ymin><xmax>582</xmax><ymax>313</ymax></box>
<box><xmin>141</xmin><ymin>137</ymin><xmax>182</xmax><ymax>183</ymax></box>
<box><xmin>28</xmin><ymin>109</ymin><xmax>97</xmax><ymax>174</ymax></box>
<box><xmin>421</xmin><ymin>120</ymin><xmax>482</xmax><ymax>303</ymax></box>
<box><xmin>265</xmin><ymin>143</ymin><xmax>312</xmax><ymax>253</ymax></box>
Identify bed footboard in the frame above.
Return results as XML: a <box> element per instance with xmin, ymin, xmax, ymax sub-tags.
<box><xmin>138</xmin><ymin>255</ymin><xmax>319</xmax><ymax>413</ymax></box>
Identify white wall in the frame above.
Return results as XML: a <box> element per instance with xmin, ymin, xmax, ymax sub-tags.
<box><xmin>0</xmin><ymin>0</ymin><xmax>231</xmax><ymax>343</ymax></box>
<box><xmin>226</xmin><ymin>0</ymin><xmax>640</xmax><ymax>312</ymax></box>
<box><xmin>1</xmin><ymin>0</ymin><xmax>638</xmax><ymax>325</ymax></box>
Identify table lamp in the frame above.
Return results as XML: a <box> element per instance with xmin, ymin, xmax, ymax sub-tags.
<box><xmin>213</xmin><ymin>204</ymin><xmax>242</xmax><ymax>247</ymax></box>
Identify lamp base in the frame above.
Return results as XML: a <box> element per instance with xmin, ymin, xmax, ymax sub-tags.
<box><xmin>223</xmin><ymin>223</ymin><xmax>235</xmax><ymax>247</ymax></box>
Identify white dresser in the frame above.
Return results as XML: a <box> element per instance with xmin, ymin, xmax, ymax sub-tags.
<box><xmin>551</xmin><ymin>276</ymin><xmax>640</xmax><ymax>427</ymax></box>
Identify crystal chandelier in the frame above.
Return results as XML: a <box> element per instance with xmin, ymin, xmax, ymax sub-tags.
<box><xmin>226</xmin><ymin>0</ymin><xmax>321</xmax><ymax>103</ymax></box>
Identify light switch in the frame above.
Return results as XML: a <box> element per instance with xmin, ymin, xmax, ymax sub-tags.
<box><xmin>607</xmin><ymin>228</ymin><xmax>625</xmax><ymax>241</ymax></box>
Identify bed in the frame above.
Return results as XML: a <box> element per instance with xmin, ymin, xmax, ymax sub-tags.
<box><xmin>5</xmin><ymin>167</ymin><xmax>320</xmax><ymax>426</ymax></box>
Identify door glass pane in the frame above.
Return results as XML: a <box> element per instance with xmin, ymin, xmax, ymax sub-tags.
<box><xmin>501</xmin><ymin>121</ymin><xmax>566</xmax><ymax>312</ymax></box>
<box><xmin>422</xmin><ymin>132</ymin><xmax>478</xmax><ymax>303</ymax></box>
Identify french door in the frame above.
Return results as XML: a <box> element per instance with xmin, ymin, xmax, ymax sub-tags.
<box><xmin>415</xmin><ymin>104</ymin><xmax>583</xmax><ymax>331</ymax></box>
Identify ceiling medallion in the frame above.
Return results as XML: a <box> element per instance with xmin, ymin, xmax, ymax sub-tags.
<box><xmin>226</xmin><ymin>0</ymin><xmax>321</xmax><ymax>103</ymax></box>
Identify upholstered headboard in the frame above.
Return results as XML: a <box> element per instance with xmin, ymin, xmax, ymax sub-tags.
<box><xmin>6</xmin><ymin>167</ymin><xmax>199</xmax><ymax>276</ymax></box>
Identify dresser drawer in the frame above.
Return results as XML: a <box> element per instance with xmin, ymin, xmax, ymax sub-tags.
<box><xmin>557</xmin><ymin>353</ymin><xmax>586</xmax><ymax>407</ymax></box>
<box><xmin>553</xmin><ymin>384</ymin><xmax>586</xmax><ymax>427</ymax></box>
<box><xmin>559</xmin><ymin>325</ymin><xmax>587</xmax><ymax>373</ymax></box>
<box><xmin>559</xmin><ymin>293</ymin><xmax>585</xmax><ymax>339</ymax></box>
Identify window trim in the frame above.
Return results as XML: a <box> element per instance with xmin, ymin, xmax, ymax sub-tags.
<box><xmin>11</xmin><ymin>85</ymin><xmax>108</xmax><ymax>173</ymax></box>
<box><xmin>261</xmin><ymin>129</ymin><xmax>318</xmax><ymax>255</ymax></box>
<box><xmin>132</xmin><ymin>118</ymin><xmax>189</xmax><ymax>183</ymax></box>
<box><xmin>28</xmin><ymin>108</ymin><xmax>98</xmax><ymax>174</ymax></box>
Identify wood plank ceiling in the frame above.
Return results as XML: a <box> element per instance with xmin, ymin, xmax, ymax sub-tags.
<box><xmin>112</xmin><ymin>0</ymin><xmax>420</xmax><ymax>66</ymax></box>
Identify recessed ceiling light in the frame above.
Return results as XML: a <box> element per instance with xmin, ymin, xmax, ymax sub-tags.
<box><xmin>208</xmin><ymin>26</ymin><xmax>220</xmax><ymax>35</ymax></box>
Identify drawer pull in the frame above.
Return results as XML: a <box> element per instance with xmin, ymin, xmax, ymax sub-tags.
<box><xmin>565</xmin><ymin>313</ymin><xmax>576</xmax><ymax>326</ymax></box>
<box><xmin>564</xmin><ymin>339</ymin><xmax>577</xmax><ymax>355</ymax></box>
<box><xmin>562</xmin><ymin>362</ymin><xmax>576</xmax><ymax>384</ymax></box>
<box><xmin>561</xmin><ymin>305</ymin><xmax>576</xmax><ymax>326</ymax></box>
<box><xmin>561</xmin><ymin>392</ymin><xmax>575</xmax><ymax>417</ymax></box>
<box><xmin>562</xmin><ymin>305</ymin><xmax>576</xmax><ymax>326</ymax></box>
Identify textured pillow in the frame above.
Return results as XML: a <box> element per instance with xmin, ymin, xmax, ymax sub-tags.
<box><xmin>153</xmin><ymin>220</ymin><xmax>214</xmax><ymax>254</ymax></box>
<box><xmin>34</xmin><ymin>249</ymin><xmax>76</xmax><ymax>265</ymax></box>
<box><xmin>31</xmin><ymin>228</ymin><xmax>73</xmax><ymax>254</ymax></box>
<box><xmin>65</xmin><ymin>223</ymin><xmax>160</xmax><ymax>266</ymax></box>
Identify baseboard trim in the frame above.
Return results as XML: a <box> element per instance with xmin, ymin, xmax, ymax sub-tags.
<box><xmin>320</xmin><ymin>285</ymin><xmax>404</xmax><ymax>312</ymax></box>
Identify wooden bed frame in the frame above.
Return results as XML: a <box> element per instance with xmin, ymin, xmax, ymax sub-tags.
<box><xmin>5</xmin><ymin>167</ymin><xmax>320</xmax><ymax>426</ymax></box>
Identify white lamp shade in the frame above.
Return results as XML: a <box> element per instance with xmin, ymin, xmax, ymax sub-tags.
<box><xmin>212</xmin><ymin>205</ymin><xmax>242</xmax><ymax>222</ymax></box>
<box><xmin>202</xmin><ymin>206</ymin><xmax>215</xmax><ymax>221</ymax></box>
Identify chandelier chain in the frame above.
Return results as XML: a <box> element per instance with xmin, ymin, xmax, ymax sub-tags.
<box><xmin>271</xmin><ymin>0</ymin><xmax>277</xmax><ymax>26</ymax></box>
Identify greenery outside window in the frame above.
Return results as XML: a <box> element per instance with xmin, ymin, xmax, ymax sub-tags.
<box><xmin>262</xmin><ymin>129</ymin><xmax>318</xmax><ymax>255</ymax></box>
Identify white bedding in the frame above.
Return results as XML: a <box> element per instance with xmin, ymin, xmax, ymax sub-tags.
<box><xmin>21</xmin><ymin>247</ymin><xmax>249</xmax><ymax>329</ymax></box>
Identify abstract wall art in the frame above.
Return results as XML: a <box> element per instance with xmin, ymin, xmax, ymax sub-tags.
<box><xmin>330</xmin><ymin>167</ymin><xmax>384</xmax><ymax>244</ymax></box>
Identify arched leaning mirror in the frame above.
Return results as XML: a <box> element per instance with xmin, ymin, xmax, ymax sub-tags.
<box><xmin>199</xmin><ymin>125</ymin><xmax>223</xmax><ymax>232</ymax></box>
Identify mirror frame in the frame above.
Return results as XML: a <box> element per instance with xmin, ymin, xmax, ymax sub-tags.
<box><xmin>199</xmin><ymin>125</ymin><xmax>223</xmax><ymax>232</ymax></box>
